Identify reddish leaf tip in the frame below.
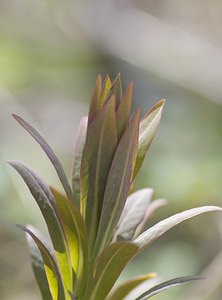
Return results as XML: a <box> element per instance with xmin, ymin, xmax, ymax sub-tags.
<box><xmin>16</xmin><ymin>224</ymin><xmax>26</xmax><ymax>231</ymax></box>
<box><xmin>125</xmin><ymin>81</ymin><xmax>134</xmax><ymax>94</ymax></box>
<box><xmin>12</xmin><ymin>114</ymin><xmax>20</xmax><ymax>120</ymax></box>
<box><xmin>158</xmin><ymin>98</ymin><xmax>166</xmax><ymax>106</ymax></box>
<box><xmin>142</xmin><ymin>99</ymin><xmax>165</xmax><ymax>121</ymax></box>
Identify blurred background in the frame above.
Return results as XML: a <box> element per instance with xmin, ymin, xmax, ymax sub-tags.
<box><xmin>1</xmin><ymin>0</ymin><xmax>222</xmax><ymax>299</ymax></box>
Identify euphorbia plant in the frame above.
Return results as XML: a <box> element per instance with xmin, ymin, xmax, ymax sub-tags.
<box><xmin>9</xmin><ymin>74</ymin><xmax>221</xmax><ymax>300</ymax></box>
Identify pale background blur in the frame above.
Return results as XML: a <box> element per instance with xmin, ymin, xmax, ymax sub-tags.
<box><xmin>1</xmin><ymin>1</ymin><xmax>222</xmax><ymax>299</ymax></box>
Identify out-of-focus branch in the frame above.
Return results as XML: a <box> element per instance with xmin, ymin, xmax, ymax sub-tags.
<box><xmin>182</xmin><ymin>250</ymin><xmax>222</xmax><ymax>300</ymax></box>
<box><xmin>59</xmin><ymin>1</ymin><xmax>222</xmax><ymax>103</ymax></box>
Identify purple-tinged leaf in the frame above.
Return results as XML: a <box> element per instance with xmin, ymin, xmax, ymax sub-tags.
<box><xmin>81</xmin><ymin>96</ymin><xmax>117</xmax><ymax>252</ymax></box>
<box><xmin>107</xmin><ymin>273</ymin><xmax>157</xmax><ymax>300</ymax></box>
<box><xmin>102</xmin><ymin>74</ymin><xmax>122</xmax><ymax>110</ymax></box>
<box><xmin>134</xmin><ymin>206</ymin><xmax>222</xmax><ymax>252</ymax></box>
<box><xmin>83</xmin><ymin>242</ymin><xmax>139</xmax><ymax>300</ymax></box>
<box><xmin>116</xmin><ymin>82</ymin><xmax>133</xmax><ymax>139</ymax></box>
<box><xmin>92</xmin><ymin>110</ymin><xmax>140</xmax><ymax>259</ymax></box>
<box><xmin>20</xmin><ymin>163</ymin><xmax>55</xmax><ymax>208</ymax></box>
<box><xmin>111</xmin><ymin>73</ymin><xmax>122</xmax><ymax>108</ymax></box>
<box><xmin>51</xmin><ymin>188</ymin><xmax>88</xmax><ymax>297</ymax></box>
<box><xmin>68</xmin><ymin>291</ymin><xmax>76</xmax><ymax>300</ymax></box>
<box><xmin>12</xmin><ymin>114</ymin><xmax>74</xmax><ymax>201</ymax></box>
<box><xmin>134</xmin><ymin>198</ymin><xmax>167</xmax><ymax>238</ymax></box>
<box><xmin>72</xmin><ymin>116</ymin><xmax>88</xmax><ymax>207</ymax></box>
<box><xmin>26</xmin><ymin>234</ymin><xmax>52</xmax><ymax>300</ymax></box>
<box><xmin>8</xmin><ymin>161</ymin><xmax>72</xmax><ymax>297</ymax></box>
<box><xmin>133</xmin><ymin>100</ymin><xmax>165</xmax><ymax>178</ymax></box>
<box><xmin>88</xmin><ymin>75</ymin><xmax>102</xmax><ymax>125</ymax></box>
<box><xmin>18</xmin><ymin>225</ymin><xmax>65</xmax><ymax>300</ymax></box>
<box><xmin>112</xmin><ymin>189</ymin><xmax>153</xmax><ymax>242</ymax></box>
<box><xmin>134</xmin><ymin>276</ymin><xmax>205</xmax><ymax>300</ymax></box>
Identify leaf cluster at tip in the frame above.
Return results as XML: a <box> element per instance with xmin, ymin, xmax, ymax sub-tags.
<box><xmin>9</xmin><ymin>74</ymin><xmax>222</xmax><ymax>300</ymax></box>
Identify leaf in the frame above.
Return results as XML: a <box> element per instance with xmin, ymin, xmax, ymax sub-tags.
<box><xmin>100</xmin><ymin>75</ymin><xmax>112</xmax><ymax>105</ymax></box>
<box><xmin>18</xmin><ymin>225</ymin><xmax>65</xmax><ymax>300</ymax></box>
<box><xmin>21</xmin><ymin>164</ymin><xmax>55</xmax><ymax>208</ymax></box>
<box><xmin>113</xmin><ymin>189</ymin><xmax>153</xmax><ymax>242</ymax></box>
<box><xmin>134</xmin><ymin>206</ymin><xmax>222</xmax><ymax>251</ymax></box>
<box><xmin>111</xmin><ymin>73</ymin><xmax>122</xmax><ymax>108</ymax></box>
<box><xmin>83</xmin><ymin>242</ymin><xmax>139</xmax><ymax>300</ymax></box>
<box><xmin>72</xmin><ymin>116</ymin><xmax>88</xmax><ymax>207</ymax></box>
<box><xmin>134</xmin><ymin>198</ymin><xmax>167</xmax><ymax>238</ymax></box>
<box><xmin>26</xmin><ymin>234</ymin><xmax>53</xmax><ymax>300</ymax></box>
<box><xmin>88</xmin><ymin>74</ymin><xmax>102</xmax><ymax>125</ymax></box>
<box><xmin>107</xmin><ymin>273</ymin><xmax>157</xmax><ymax>300</ymax></box>
<box><xmin>81</xmin><ymin>96</ymin><xmax>117</xmax><ymax>251</ymax></box>
<box><xmin>133</xmin><ymin>100</ymin><xmax>165</xmax><ymax>178</ymax></box>
<box><xmin>116</xmin><ymin>82</ymin><xmax>133</xmax><ymax>139</ymax></box>
<box><xmin>9</xmin><ymin>161</ymin><xmax>72</xmax><ymax>297</ymax></box>
<box><xmin>12</xmin><ymin>114</ymin><xmax>74</xmax><ymax>201</ymax></box>
<box><xmin>51</xmin><ymin>188</ymin><xmax>88</xmax><ymax>297</ymax></box>
<box><xmin>68</xmin><ymin>292</ymin><xmax>76</xmax><ymax>300</ymax></box>
<box><xmin>92</xmin><ymin>110</ymin><xmax>140</xmax><ymax>259</ymax></box>
<box><xmin>134</xmin><ymin>276</ymin><xmax>205</xmax><ymax>300</ymax></box>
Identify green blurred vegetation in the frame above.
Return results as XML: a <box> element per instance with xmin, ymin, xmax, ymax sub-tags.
<box><xmin>1</xmin><ymin>1</ymin><xmax>222</xmax><ymax>299</ymax></box>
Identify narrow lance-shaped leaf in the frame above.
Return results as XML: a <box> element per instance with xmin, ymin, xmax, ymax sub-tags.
<box><xmin>83</xmin><ymin>242</ymin><xmax>139</xmax><ymax>300</ymax></box>
<box><xmin>51</xmin><ymin>188</ymin><xmax>88</xmax><ymax>297</ymax></box>
<box><xmin>110</xmin><ymin>73</ymin><xmax>122</xmax><ymax>108</ymax></box>
<box><xmin>133</xmin><ymin>99</ymin><xmax>165</xmax><ymax>178</ymax></box>
<box><xmin>134</xmin><ymin>198</ymin><xmax>167</xmax><ymax>239</ymax></box>
<box><xmin>88</xmin><ymin>75</ymin><xmax>102</xmax><ymax>125</ymax></box>
<box><xmin>116</xmin><ymin>82</ymin><xmax>133</xmax><ymax>139</ymax></box>
<box><xmin>22</xmin><ymin>165</ymin><xmax>55</xmax><ymax>208</ymax></box>
<box><xmin>134</xmin><ymin>206</ymin><xmax>222</xmax><ymax>252</ymax></box>
<box><xmin>26</xmin><ymin>234</ymin><xmax>52</xmax><ymax>300</ymax></box>
<box><xmin>81</xmin><ymin>96</ymin><xmax>117</xmax><ymax>252</ymax></box>
<box><xmin>9</xmin><ymin>161</ymin><xmax>72</xmax><ymax>298</ymax></box>
<box><xmin>12</xmin><ymin>114</ymin><xmax>74</xmax><ymax>201</ymax></box>
<box><xmin>100</xmin><ymin>75</ymin><xmax>112</xmax><ymax>105</ymax></box>
<box><xmin>107</xmin><ymin>273</ymin><xmax>157</xmax><ymax>300</ymax></box>
<box><xmin>92</xmin><ymin>110</ymin><xmax>140</xmax><ymax>259</ymax></box>
<box><xmin>113</xmin><ymin>188</ymin><xmax>153</xmax><ymax>242</ymax></box>
<box><xmin>102</xmin><ymin>74</ymin><xmax>123</xmax><ymax>111</ymax></box>
<box><xmin>134</xmin><ymin>276</ymin><xmax>204</xmax><ymax>300</ymax></box>
<box><xmin>72</xmin><ymin>116</ymin><xmax>88</xmax><ymax>207</ymax></box>
<box><xmin>68</xmin><ymin>292</ymin><xmax>76</xmax><ymax>300</ymax></box>
<box><xmin>18</xmin><ymin>225</ymin><xmax>65</xmax><ymax>300</ymax></box>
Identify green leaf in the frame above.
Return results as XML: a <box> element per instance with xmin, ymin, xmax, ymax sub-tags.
<box><xmin>88</xmin><ymin>75</ymin><xmax>102</xmax><ymax>125</ymax></box>
<box><xmin>72</xmin><ymin>116</ymin><xmax>88</xmax><ymax>207</ymax></box>
<box><xmin>9</xmin><ymin>161</ymin><xmax>72</xmax><ymax>298</ymax></box>
<box><xmin>84</xmin><ymin>242</ymin><xmax>139</xmax><ymax>300</ymax></box>
<box><xmin>116</xmin><ymin>82</ymin><xmax>133</xmax><ymax>139</ymax></box>
<box><xmin>134</xmin><ymin>276</ymin><xmax>204</xmax><ymax>300</ymax></box>
<box><xmin>133</xmin><ymin>100</ymin><xmax>165</xmax><ymax>178</ymax></box>
<box><xmin>51</xmin><ymin>188</ymin><xmax>88</xmax><ymax>297</ymax></box>
<box><xmin>107</xmin><ymin>273</ymin><xmax>157</xmax><ymax>300</ymax></box>
<box><xmin>12</xmin><ymin>114</ymin><xmax>74</xmax><ymax>201</ymax></box>
<box><xmin>81</xmin><ymin>96</ymin><xmax>118</xmax><ymax>252</ymax></box>
<box><xmin>113</xmin><ymin>189</ymin><xmax>153</xmax><ymax>242</ymax></box>
<box><xmin>134</xmin><ymin>206</ymin><xmax>222</xmax><ymax>251</ymax></box>
<box><xmin>100</xmin><ymin>75</ymin><xmax>112</xmax><ymax>105</ymax></box>
<box><xmin>92</xmin><ymin>110</ymin><xmax>140</xmax><ymax>259</ymax></box>
<box><xmin>26</xmin><ymin>234</ymin><xmax>53</xmax><ymax>300</ymax></box>
<box><xmin>18</xmin><ymin>225</ymin><xmax>65</xmax><ymax>300</ymax></box>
